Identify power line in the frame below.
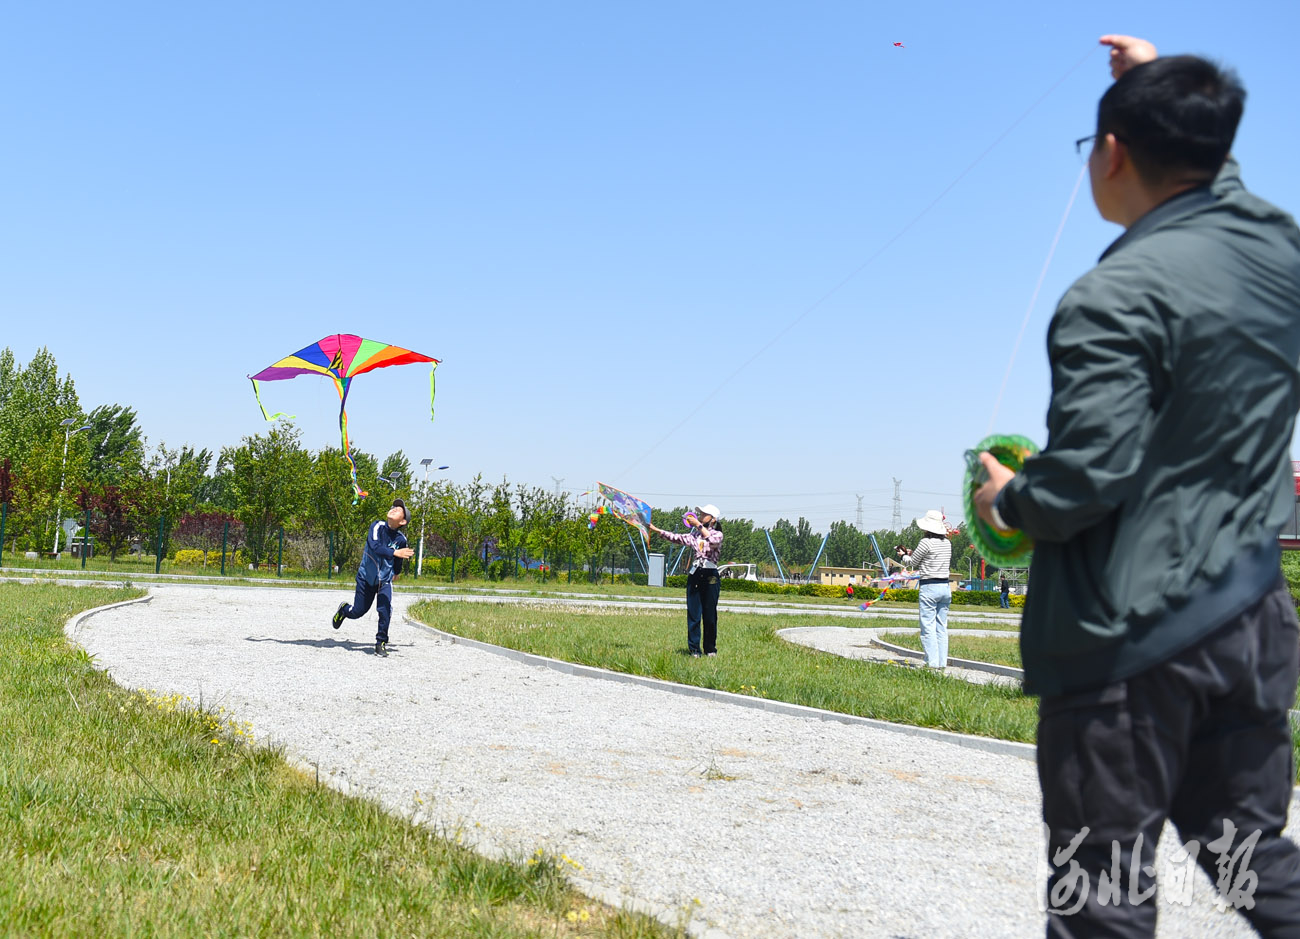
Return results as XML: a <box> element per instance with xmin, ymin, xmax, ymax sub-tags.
<box><xmin>612</xmin><ymin>45</ymin><xmax>1102</xmax><ymax>480</ymax></box>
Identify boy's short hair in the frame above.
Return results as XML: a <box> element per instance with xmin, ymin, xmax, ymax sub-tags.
<box><xmin>1097</xmin><ymin>55</ymin><xmax>1245</xmax><ymax>187</ymax></box>
<box><xmin>391</xmin><ymin>498</ymin><xmax>409</xmax><ymax>523</ymax></box>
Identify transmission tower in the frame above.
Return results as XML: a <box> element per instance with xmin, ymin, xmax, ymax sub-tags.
<box><xmin>550</xmin><ymin>476</ymin><xmax>565</xmax><ymax>497</ymax></box>
<box><xmin>855</xmin><ymin>495</ymin><xmax>864</xmax><ymax>529</ymax></box>
<box><xmin>891</xmin><ymin>478</ymin><xmax>903</xmax><ymax>530</ymax></box>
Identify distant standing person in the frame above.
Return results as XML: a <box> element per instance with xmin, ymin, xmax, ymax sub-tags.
<box><xmin>332</xmin><ymin>499</ymin><xmax>415</xmax><ymax>657</ymax></box>
<box><xmin>650</xmin><ymin>504</ymin><xmax>724</xmax><ymax>657</ymax></box>
<box><xmin>999</xmin><ymin>573</ymin><xmax>1010</xmax><ymax>609</ymax></box>
<box><xmin>910</xmin><ymin>510</ymin><xmax>953</xmax><ymax>668</ymax></box>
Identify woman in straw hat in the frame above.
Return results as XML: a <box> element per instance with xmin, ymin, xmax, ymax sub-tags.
<box><xmin>650</xmin><ymin>504</ymin><xmax>724</xmax><ymax>658</ymax></box>
<box><xmin>909</xmin><ymin>510</ymin><xmax>953</xmax><ymax>668</ymax></box>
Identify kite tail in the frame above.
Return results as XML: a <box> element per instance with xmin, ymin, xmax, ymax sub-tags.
<box><xmin>250</xmin><ymin>379</ymin><xmax>296</xmax><ymax>422</ymax></box>
<box><xmin>429</xmin><ymin>363</ymin><xmax>438</xmax><ymax>421</ymax></box>
<box><xmin>336</xmin><ymin>379</ymin><xmax>367</xmax><ymax>504</ymax></box>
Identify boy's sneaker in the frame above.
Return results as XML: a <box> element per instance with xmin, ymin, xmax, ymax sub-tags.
<box><xmin>332</xmin><ymin>602</ymin><xmax>348</xmax><ymax>629</ymax></box>
<box><xmin>706</xmin><ymin>652</ymin><xmax>717</xmax><ymax>657</ymax></box>
<box><xmin>375</xmin><ymin>641</ymin><xmax>388</xmax><ymax>657</ymax></box>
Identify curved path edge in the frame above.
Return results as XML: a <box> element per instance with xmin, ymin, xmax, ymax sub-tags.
<box><xmin>403</xmin><ymin>614</ymin><xmax>1037</xmax><ymax>763</ymax></box>
<box><xmin>66</xmin><ymin>593</ymin><xmax>154</xmax><ymax>640</ymax></box>
<box><xmin>867</xmin><ymin>635</ymin><xmax>1026</xmax><ymax>679</ymax></box>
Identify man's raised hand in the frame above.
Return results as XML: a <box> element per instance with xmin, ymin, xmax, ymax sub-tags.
<box><xmin>1100</xmin><ymin>35</ymin><xmax>1158</xmax><ymax>80</ymax></box>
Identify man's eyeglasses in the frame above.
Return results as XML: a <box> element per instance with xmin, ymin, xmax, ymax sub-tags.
<box><xmin>1075</xmin><ymin>133</ymin><xmax>1126</xmax><ymax>163</ymax></box>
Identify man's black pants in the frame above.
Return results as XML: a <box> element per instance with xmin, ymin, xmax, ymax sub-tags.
<box><xmin>1040</xmin><ymin>577</ymin><xmax>1300</xmax><ymax>937</ymax></box>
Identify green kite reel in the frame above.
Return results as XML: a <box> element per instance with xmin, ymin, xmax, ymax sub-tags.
<box><xmin>962</xmin><ymin>434</ymin><xmax>1039</xmax><ymax>567</ymax></box>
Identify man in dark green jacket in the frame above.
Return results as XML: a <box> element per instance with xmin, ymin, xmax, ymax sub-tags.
<box><xmin>976</xmin><ymin>36</ymin><xmax>1300</xmax><ymax>936</ymax></box>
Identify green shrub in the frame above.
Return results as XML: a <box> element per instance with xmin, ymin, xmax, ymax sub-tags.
<box><xmin>882</xmin><ymin>588</ymin><xmax>918</xmax><ymax>603</ymax></box>
<box><xmin>665</xmin><ymin>575</ymin><xmax>884</xmax><ymax>600</ymax></box>
<box><xmin>951</xmin><ymin>590</ymin><xmax>1001</xmax><ymax>607</ymax></box>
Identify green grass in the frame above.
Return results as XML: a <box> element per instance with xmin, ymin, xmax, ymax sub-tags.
<box><xmin>409</xmin><ymin>601</ymin><xmax>1039</xmax><ymax>743</ymax></box>
<box><xmin>412</xmin><ymin>601</ymin><xmax>1300</xmax><ymax>779</ymax></box>
<box><xmin>0</xmin><ymin>583</ymin><xmax>681</xmax><ymax>938</ymax></box>
<box><xmin>881</xmin><ymin>631</ymin><xmax>1024</xmax><ymax>669</ymax></box>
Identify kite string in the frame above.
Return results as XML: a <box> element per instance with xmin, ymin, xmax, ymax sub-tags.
<box><xmin>985</xmin><ymin>162</ymin><xmax>1089</xmax><ymax>435</ymax></box>
<box><xmin>613</xmin><ymin>43</ymin><xmax>1103</xmax><ymax>481</ymax></box>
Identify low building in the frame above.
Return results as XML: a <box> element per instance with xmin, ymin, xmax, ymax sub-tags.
<box><xmin>820</xmin><ymin>565</ymin><xmax>967</xmax><ymax>591</ymax></box>
<box><xmin>817</xmin><ymin>566</ymin><xmax>880</xmax><ymax>587</ymax></box>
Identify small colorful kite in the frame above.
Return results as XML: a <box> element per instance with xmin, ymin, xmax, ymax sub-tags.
<box><xmin>595</xmin><ymin>482</ymin><xmax>654</xmax><ymax>547</ymax></box>
<box><xmin>249</xmin><ymin>334</ymin><xmax>440</xmax><ymax>502</ymax></box>
<box><xmin>860</xmin><ymin>587</ymin><xmax>890</xmax><ymax>610</ymax></box>
<box><xmin>893</xmin><ymin>42</ymin><xmax>905</xmax><ymax>48</ymax></box>
<box><xmin>962</xmin><ymin>433</ymin><xmax>1039</xmax><ymax>566</ymax></box>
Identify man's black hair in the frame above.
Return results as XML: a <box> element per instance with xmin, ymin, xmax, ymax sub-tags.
<box><xmin>1097</xmin><ymin>55</ymin><xmax>1245</xmax><ymax>186</ymax></box>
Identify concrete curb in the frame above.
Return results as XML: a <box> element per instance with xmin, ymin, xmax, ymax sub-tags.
<box><xmin>868</xmin><ymin>636</ymin><xmax>1026</xmax><ymax>679</ymax></box>
<box><xmin>64</xmin><ymin>592</ymin><xmax>153</xmax><ymax>639</ymax></box>
<box><xmin>404</xmin><ymin>614</ymin><xmax>1038</xmax><ymax>763</ymax></box>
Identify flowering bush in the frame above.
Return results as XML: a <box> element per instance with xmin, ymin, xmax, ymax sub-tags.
<box><xmin>172</xmin><ymin>548</ymin><xmax>242</xmax><ymax>566</ymax></box>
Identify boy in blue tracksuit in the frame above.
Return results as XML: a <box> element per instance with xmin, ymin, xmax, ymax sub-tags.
<box><xmin>332</xmin><ymin>499</ymin><xmax>415</xmax><ymax>657</ymax></box>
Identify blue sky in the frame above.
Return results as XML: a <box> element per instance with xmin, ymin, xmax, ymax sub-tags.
<box><xmin>3</xmin><ymin>2</ymin><xmax>1298</xmax><ymax>529</ymax></box>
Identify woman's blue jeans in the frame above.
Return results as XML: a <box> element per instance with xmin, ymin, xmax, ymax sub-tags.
<box><xmin>918</xmin><ymin>582</ymin><xmax>951</xmax><ymax>667</ymax></box>
<box><xmin>686</xmin><ymin>566</ymin><xmax>721</xmax><ymax>654</ymax></box>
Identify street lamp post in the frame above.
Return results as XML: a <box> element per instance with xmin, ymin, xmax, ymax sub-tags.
<box><xmin>966</xmin><ymin>556</ymin><xmax>973</xmax><ymax>581</ymax></box>
<box><xmin>417</xmin><ymin>458</ymin><xmax>449</xmax><ymax>577</ymax></box>
<box><xmin>53</xmin><ymin>418</ymin><xmax>93</xmax><ymax>555</ymax></box>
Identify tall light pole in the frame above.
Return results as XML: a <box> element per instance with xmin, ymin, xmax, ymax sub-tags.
<box><xmin>53</xmin><ymin>418</ymin><xmax>92</xmax><ymax>554</ymax></box>
<box><xmin>417</xmin><ymin>458</ymin><xmax>449</xmax><ymax>576</ymax></box>
<box><xmin>965</xmin><ymin>555</ymin><xmax>973</xmax><ymax>581</ymax></box>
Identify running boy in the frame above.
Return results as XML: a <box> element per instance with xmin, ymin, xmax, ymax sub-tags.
<box><xmin>332</xmin><ymin>498</ymin><xmax>415</xmax><ymax>657</ymax></box>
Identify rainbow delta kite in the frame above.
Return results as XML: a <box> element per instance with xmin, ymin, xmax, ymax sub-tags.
<box><xmin>249</xmin><ymin>334</ymin><xmax>440</xmax><ymax>502</ymax></box>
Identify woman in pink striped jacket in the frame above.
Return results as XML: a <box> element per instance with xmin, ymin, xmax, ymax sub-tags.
<box><xmin>650</xmin><ymin>504</ymin><xmax>724</xmax><ymax>657</ymax></box>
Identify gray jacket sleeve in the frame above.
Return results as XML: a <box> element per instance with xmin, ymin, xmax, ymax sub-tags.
<box><xmin>999</xmin><ymin>267</ymin><xmax>1167</xmax><ymax>543</ymax></box>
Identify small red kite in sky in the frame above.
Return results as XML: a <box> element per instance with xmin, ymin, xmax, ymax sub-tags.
<box><xmin>893</xmin><ymin>42</ymin><xmax>905</xmax><ymax>48</ymax></box>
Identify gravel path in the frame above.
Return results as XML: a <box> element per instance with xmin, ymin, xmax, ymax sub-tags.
<box><xmin>69</xmin><ymin>585</ymin><xmax>1288</xmax><ymax>938</ymax></box>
